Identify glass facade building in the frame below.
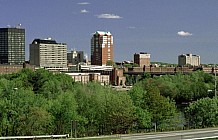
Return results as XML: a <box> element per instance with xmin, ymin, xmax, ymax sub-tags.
<box><xmin>0</xmin><ymin>28</ymin><xmax>25</xmax><ymax>65</ymax></box>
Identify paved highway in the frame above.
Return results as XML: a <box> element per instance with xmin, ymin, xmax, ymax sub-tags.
<box><xmin>120</xmin><ymin>128</ymin><xmax>218</xmax><ymax>140</ymax></box>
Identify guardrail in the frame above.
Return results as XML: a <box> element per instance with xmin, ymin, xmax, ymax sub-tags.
<box><xmin>0</xmin><ymin>134</ymin><xmax>69</xmax><ymax>139</ymax></box>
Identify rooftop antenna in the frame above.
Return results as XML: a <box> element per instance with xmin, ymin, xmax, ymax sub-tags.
<box><xmin>16</xmin><ymin>23</ymin><xmax>22</xmax><ymax>28</ymax></box>
<box><xmin>45</xmin><ymin>37</ymin><xmax>52</xmax><ymax>40</ymax></box>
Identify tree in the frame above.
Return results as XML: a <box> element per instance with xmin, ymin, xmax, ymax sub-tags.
<box><xmin>185</xmin><ymin>97</ymin><xmax>218</xmax><ymax>128</ymax></box>
<box><xmin>103</xmin><ymin>90</ymin><xmax>135</xmax><ymax>134</ymax></box>
<box><xmin>106</xmin><ymin>60</ymin><xmax>114</xmax><ymax>66</ymax></box>
<box><xmin>0</xmin><ymin>69</ymin><xmax>77</xmax><ymax>136</ymax></box>
<box><xmin>0</xmin><ymin>84</ymin><xmax>53</xmax><ymax>136</ymax></box>
<box><xmin>139</xmin><ymin>72</ymin><xmax>151</xmax><ymax>81</ymax></box>
<box><xmin>74</xmin><ymin>82</ymin><xmax>136</xmax><ymax>135</ymax></box>
<box><xmin>129</xmin><ymin>79</ymin><xmax>179</xmax><ymax>131</ymax></box>
<box><xmin>150</xmin><ymin>71</ymin><xmax>214</xmax><ymax>103</ymax></box>
<box><xmin>49</xmin><ymin>91</ymin><xmax>78</xmax><ymax>134</ymax></box>
<box><xmin>134</xmin><ymin>107</ymin><xmax>151</xmax><ymax>131</ymax></box>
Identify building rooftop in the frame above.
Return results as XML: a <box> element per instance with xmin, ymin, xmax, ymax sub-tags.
<box><xmin>94</xmin><ymin>31</ymin><xmax>112</xmax><ymax>35</ymax></box>
<box><xmin>139</xmin><ymin>52</ymin><xmax>149</xmax><ymax>54</ymax></box>
<box><xmin>0</xmin><ymin>27</ymin><xmax>25</xmax><ymax>31</ymax></box>
<box><xmin>179</xmin><ymin>54</ymin><xmax>200</xmax><ymax>57</ymax></box>
<box><xmin>31</xmin><ymin>38</ymin><xmax>66</xmax><ymax>45</ymax></box>
<box><xmin>32</xmin><ymin>39</ymin><xmax>57</xmax><ymax>44</ymax></box>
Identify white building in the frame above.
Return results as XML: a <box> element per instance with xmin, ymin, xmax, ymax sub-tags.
<box><xmin>29</xmin><ymin>38</ymin><xmax>68</xmax><ymax>71</ymax></box>
<box><xmin>178</xmin><ymin>54</ymin><xmax>200</xmax><ymax>66</ymax></box>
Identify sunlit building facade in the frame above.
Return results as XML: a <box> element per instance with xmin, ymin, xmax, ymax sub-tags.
<box><xmin>91</xmin><ymin>31</ymin><xmax>113</xmax><ymax>66</ymax></box>
<box><xmin>134</xmin><ymin>52</ymin><xmax>151</xmax><ymax>67</ymax></box>
<box><xmin>29</xmin><ymin>38</ymin><xmax>68</xmax><ymax>71</ymax></box>
<box><xmin>178</xmin><ymin>54</ymin><xmax>200</xmax><ymax>66</ymax></box>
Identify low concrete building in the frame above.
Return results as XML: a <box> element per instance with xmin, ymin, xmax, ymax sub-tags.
<box><xmin>134</xmin><ymin>52</ymin><xmax>151</xmax><ymax>67</ymax></box>
<box><xmin>65</xmin><ymin>72</ymin><xmax>110</xmax><ymax>85</ymax></box>
<box><xmin>0</xmin><ymin>63</ymin><xmax>34</xmax><ymax>74</ymax></box>
<box><xmin>111</xmin><ymin>68</ymin><xmax>126</xmax><ymax>86</ymax></box>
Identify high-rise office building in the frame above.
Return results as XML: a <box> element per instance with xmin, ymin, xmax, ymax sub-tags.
<box><xmin>0</xmin><ymin>27</ymin><xmax>25</xmax><ymax>65</ymax></box>
<box><xmin>178</xmin><ymin>54</ymin><xmax>200</xmax><ymax>66</ymax></box>
<box><xmin>29</xmin><ymin>38</ymin><xmax>68</xmax><ymax>71</ymax></box>
<box><xmin>67</xmin><ymin>49</ymin><xmax>85</xmax><ymax>65</ymax></box>
<box><xmin>134</xmin><ymin>52</ymin><xmax>151</xmax><ymax>67</ymax></box>
<box><xmin>91</xmin><ymin>31</ymin><xmax>113</xmax><ymax>66</ymax></box>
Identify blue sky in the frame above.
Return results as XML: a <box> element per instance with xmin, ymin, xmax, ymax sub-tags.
<box><xmin>0</xmin><ymin>0</ymin><xmax>218</xmax><ymax>64</ymax></box>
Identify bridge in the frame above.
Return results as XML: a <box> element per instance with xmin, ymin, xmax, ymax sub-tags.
<box><xmin>124</xmin><ymin>66</ymin><xmax>216</xmax><ymax>76</ymax></box>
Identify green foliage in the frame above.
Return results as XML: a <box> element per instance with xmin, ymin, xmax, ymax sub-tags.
<box><xmin>106</xmin><ymin>60</ymin><xmax>114</xmax><ymax>66</ymax></box>
<box><xmin>185</xmin><ymin>97</ymin><xmax>218</xmax><ymax>128</ymax></box>
<box><xmin>150</xmin><ymin>62</ymin><xmax>178</xmax><ymax>67</ymax></box>
<box><xmin>139</xmin><ymin>72</ymin><xmax>151</xmax><ymax>81</ymax></box>
<box><xmin>0</xmin><ymin>85</ymin><xmax>52</xmax><ymax>136</ymax></box>
<box><xmin>104</xmin><ymin>91</ymin><xmax>135</xmax><ymax>134</ymax></box>
<box><xmin>0</xmin><ymin>68</ymin><xmax>216</xmax><ymax>137</ymax></box>
<box><xmin>74</xmin><ymin>82</ymin><xmax>135</xmax><ymax>136</ymax></box>
<box><xmin>128</xmin><ymin>71</ymin><xmax>215</xmax><ymax>130</ymax></box>
<box><xmin>150</xmin><ymin>71</ymin><xmax>214</xmax><ymax>103</ymax></box>
<box><xmin>129</xmin><ymin>79</ymin><xmax>179</xmax><ymax>131</ymax></box>
<box><xmin>123</xmin><ymin>63</ymin><xmax>139</xmax><ymax>68</ymax></box>
<box><xmin>0</xmin><ymin>69</ymin><xmax>77</xmax><ymax>136</ymax></box>
<box><xmin>134</xmin><ymin>107</ymin><xmax>151</xmax><ymax>129</ymax></box>
<box><xmin>49</xmin><ymin>91</ymin><xmax>77</xmax><ymax>134</ymax></box>
<box><xmin>123</xmin><ymin>63</ymin><xmax>132</xmax><ymax>68</ymax></box>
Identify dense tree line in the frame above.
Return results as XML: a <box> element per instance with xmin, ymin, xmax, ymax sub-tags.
<box><xmin>131</xmin><ymin>71</ymin><xmax>217</xmax><ymax>129</ymax></box>
<box><xmin>127</xmin><ymin>71</ymin><xmax>214</xmax><ymax>103</ymax></box>
<box><xmin>0</xmin><ymin>69</ymin><xmax>136</xmax><ymax>136</ymax></box>
<box><xmin>0</xmin><ymin>69</ymin><xmax>217</xmax><ymax>137</ymax></box>
<box><xmin>185</xmin><ymin>97</ymin><xmax>218</xmax><ymax>128</ymax></box>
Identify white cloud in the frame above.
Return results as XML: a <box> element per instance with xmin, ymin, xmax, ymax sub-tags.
<box><xmin>127</xmin><ymin>26</ymin><xmax>136</xmax><ymax>29</ymax></box>
<box><xmin>80</xmin><ymin>9</ymin><xmax>89</xmax><ymax>13</ymax></box>
<box><xmin>97</xmin><ymin>14</ymin><xmax>122</xmax><ymax>19</ymax></box>
<box><xmin>177</xmin><ymin>31</ymin><xmax>193</xmax><ymax>36</ymax></box>
<box><xmin>77</xmin><ymin>2</ymin><xmax>90</xmax><ymax>5</ymax></box>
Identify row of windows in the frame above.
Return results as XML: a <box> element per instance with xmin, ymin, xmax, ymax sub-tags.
<box><xmin>40</xmin><ymin>60</ymin><xmax>67</xmax><ymax>62</ymax></box>
<box><xmin>40</xmin><ymin>51</ymin><xmax>66</xmax><ymax>53</ymax></box>
<box><xmin>39</xmin><ymin>49</ymin><xmax>67</xmax><ymax>52</ymax></box>
<box><xmin>40</xmin><ymin>57</ymin><xmax>66</xmax><ymax>59</ymax></box>
<box><xmin>0</xmin><ymin>51</ymin><xmax>24</xmax><ymax>53</ymax></box>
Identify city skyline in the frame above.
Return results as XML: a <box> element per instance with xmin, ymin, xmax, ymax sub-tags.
<box><xmin>0</xmin><ymin>0</ymin><xmax>218</xmax><ymax>64</ymax></box>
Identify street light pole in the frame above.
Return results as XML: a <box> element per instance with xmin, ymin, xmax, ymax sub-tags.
<box><xmin>215</xmin><ymin>65</ymin><xmax>217</xmax><ymax>97</ymax></box>
<box><xmin>215</xmin><ymin>67</ymin><xmax>216</xmax><ymax>97</ymax></box>
<box><xmin>74</xmin><ymin>120</ymin><xmax>77</xmax><ymax>139</ymax></box>
<box><xmin>71</xmin><ymin>120</ymin><xmax>73</xmax><ymax>138</ymax></box>
<box><xmin>71</xmin><ymin>120</ymin><xmax>77</xmax><ymax>139</ymax></box>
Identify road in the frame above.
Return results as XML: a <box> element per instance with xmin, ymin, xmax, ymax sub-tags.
<box><xmin>120</xmin><ymin>128</ymin><xmax>218</xmax><ymax>140</ymax></box>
